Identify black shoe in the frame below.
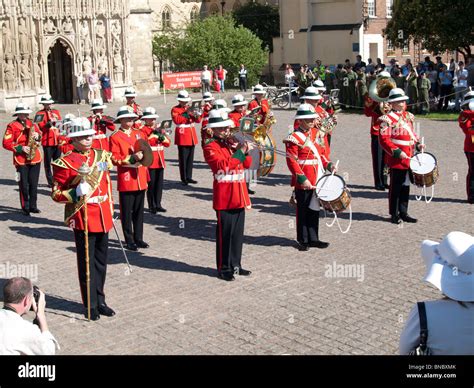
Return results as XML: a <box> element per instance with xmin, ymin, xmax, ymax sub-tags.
<box><xmin>400</xmin><ymin>214</ymin><xmax>417</xmax><ymax>223</ymax></box>
<box><xmin>21</xmin><ymin>208</ymin><xmax>30</xmax><ymax>216</ymax></box>
<box><xmin>187</xmin><ymin>179</ymin><xmax>198</xmax><ymax>184</ymax></box>
<box><xmin>156</xmin><ymin>207</ymin><xmax>167</xmax><ymax>213</ymax></box>
<box><xmin>248</xmin><ymin>189</ymin><xmax>256</xmax><ymax>195</ymax></box>
<box><xmin>296</xmin><ymin>242</ymin><xmax>310</xmax><ymax>251</ymax></box>
<box><xmin>375</xmin><ymin>185</ymin><xmax>385</xmax><ymax>191</ymax></box>
<box><xmin>149</xmin><ymin>208</ymin><xmax>157</xmax><ymax>214</ymax></box>
<box><xmin>218</xmin><ymin>272</ymin><xmax>235</xmax><ymax>281</ymax></box>
<box><xmin>309</xmin><ymin>240</ymin><xmax>330</xmax><ymax>249</ymax></box>
<box><xmin>126</xmin><ymin>243</ymin><xmax>138</xmax><ymax>251</ymax></box>
<box><xmin>237</xmin><ymin>268</ymin><xmax>252</xmax><ymax>276</ymax></box>
<box><xmin>86</xmin><ymin>308</ymin><xmax>100</xmax><ymax>321</ymax></box>
<box><xmin>384</xmin><ymin>184</ymin><xmax>390</xmax><ymax>189</ymax></box>
<box><xmin>29</xmin><ymin>208</ymin><xmax>41</xmax><ymax>214</ymax></box>
<box><xmin>136</xmin><ymin>240</ymin><xmax>149</xmax><ymax>248</ymax></box>
<box><xmin>181</xmin><ymin>180</ymin><xmax>188</xmax><ymax>186</ymax></box>
<box><xmin>98</xmin><ymin>304</ymin><xmax>116</xmax><ymax>317</ymax></box>
<box><xmin>391</xmin><ymin>215</ymin><xmax>401</xmax><ymax>224</ymax></box>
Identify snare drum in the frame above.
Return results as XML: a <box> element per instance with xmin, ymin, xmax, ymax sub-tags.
<box><xmin>409</xmin><ymin>152</ymin><xmax>439</xmax><ymax>188</ymax></box>
<box><xmin>315</xmin><ymin>174</ymin><xmax>351</xmax><ymax>213</ymax></box>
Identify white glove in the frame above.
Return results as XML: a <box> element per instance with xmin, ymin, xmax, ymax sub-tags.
<box><xmin>76</xmin><ymin>181</ymin><xmax>91</xmax><ymax>197</ymax></box>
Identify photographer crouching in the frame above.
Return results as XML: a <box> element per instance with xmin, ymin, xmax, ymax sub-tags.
<box><xmin>0</xmin><ymin>277</ymin><xmax>59</xmax><ymax>355</ymax></box>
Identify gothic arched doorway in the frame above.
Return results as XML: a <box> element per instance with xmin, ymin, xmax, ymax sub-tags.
<box><xmin>47</xmin><ymin>40</ymin><xmax>73</xmax><ymax>103</ymax></box>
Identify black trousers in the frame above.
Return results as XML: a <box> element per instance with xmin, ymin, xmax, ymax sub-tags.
<box><xmin>43</xmin><ymin>146</ymin><xmax>61</xmax><ymax>186</ymax></box>
<box><xmin>147</xmin><ymin>168</ymin><xmax>164</xmax><ymax>210</ymax></box>
<box><xmin>371</xmin><ymin>134</ymin><xmax>387</xmax><ymax>187</ymax></box>
<box><xmin>389</xmin><ymin>168</ymin><xmax>411</xmax><ymax>216</ymax></box>
<box><xmin>17</xmin><ymin>163</ymin><xmax>40</xmax><ymax>210</ymax></box>
<box><xmin>466</xmin><ymin>152</ymin><xmax>474</xmax><ymax>203</ymax></box>
<box><xmin>178</xmin><ymin>146</ymin><xmax>195</xmax><ymax>183</ymax></box>
<box><xmin>239</xmin><ymin>77</ymin><xmax>247</xmax><ymax>92</ymax></box>
<box><xmin>73</xmin><ymin>230</ymin><xmax>109</xmax><ymax>309</ymax></box>
<box><xmin>216</xmin><ymin>209</ymin><xmax>245</xmax><ymax>274</ymax></box>
<box><xmin>119</xmin><ymin>190</ymin><xmax>145</xmax><ymax>244</ymax></box>
<box><xmin>295</xmin><ymin>189</ymin><xmax>320</xmax><ymax>244</ymax></box>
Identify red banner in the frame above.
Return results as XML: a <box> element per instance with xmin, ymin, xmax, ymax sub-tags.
<box><xmin>163</xmin><ymin>71</ymin><xmax>211</xmax><ymax>90</ymax></box>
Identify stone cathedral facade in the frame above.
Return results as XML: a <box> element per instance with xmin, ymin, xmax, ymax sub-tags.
<box><xmin>0</xmin><ymin>0</ymin><xmax>157</xmax><ymax>111</ymax></box>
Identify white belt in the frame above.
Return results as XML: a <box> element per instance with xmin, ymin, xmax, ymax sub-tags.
<box><xmin>93</xmin><ymin>134</ymin><xmax>106</xmax><ymax>140</ymax></box>
<box><xmin>87</xmin><ymin>195</ymin><xmax>108</xmax><ymax>204</ymax></box>
<box><xmin>214</xmin><ymin>173</ymin><xmax>245</xmax><ymax>182</ymax></box>
<box><xmin>151</xmin><ymin>146</ymin><xmax>164</xmax><ymax>151</ymax></box>
<box><xmin>176</xmin><ymin>124</ymin><xmax>194</xmax><ymax>129</ymax></box>
<box><xmin>298</xmin><ymin>159</ymin><xmax>318</xmax><ymax>165</ymax></box>
<box><xmin>392</xmin><ymin>139</ymin><xmax>414</xmax><ymax>146</ymax></box>
<box><xmin>122</xmin><ymin>163</ymin><xmax>143</xmax><ymax>169</ymax></box>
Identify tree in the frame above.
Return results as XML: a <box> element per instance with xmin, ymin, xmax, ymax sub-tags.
<box><xmin>232</xmin><ymin>2</ymin><xmax>280</xmax><ymax>53</ymax></box>
<box><xmin>172</xmin><ymin>16</ymin><xmax>268</xmax><ymax>87</ymax></box>
<box><xmin>384</xmin><ymin>0</ymin><xmax>474</xmax><ymax>61</ymax></box>
<box><xmin>152</xmin><ymin>29</ymin><xmax>181</xmax><ymax>83</ymax></box>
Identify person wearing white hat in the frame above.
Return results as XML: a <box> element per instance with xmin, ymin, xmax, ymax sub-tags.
<box><xmin>34</xmin><ymin>94</ymin><xmax>62</xmax><ymax>187</ymax></box>
<box><xmin>87</xmin><ymin>99</ymin><xmax>115</xmax><ymax>151</ymax></box>
<box><xmin>57</xmin><ymin>113</ymin><xmax>76</xmax><ymax>155</ymax></box>
<box><xmin>248</xmin><ymin>84</ymin><xmax>270</xmax><ymax>125</ymax></box>
<box><xmin>2</xmin><ymin>103</ymin><xmax>42</xmax><ymax>215</ymax></box>
<box><xmin>171</xmin><ymin>90</ymin><xmax>201</xmax><ymax>185</ymax></box>
<box><xmin>200</xmin><ymin>92</ymin><xmax>215</xmax><ymax>145</ymax></box>
<box><xmin>124</xmin><ymin>87</ymin><xmax>143</xmax><ymax>121</ymax></box>
<box><xmin>109</xmin><ymin>106</ymin><xmax>149</xmax><ymax>252</ymax></box>
<box><xmin>203</xmin><ymin>109</ymin><xmax>255</xmax><ymax>281</ymax></box>
<box><xmin>228</xmin><ymin>94</ymin><xmax>248</xmax><ymax>129</ymax></box>
<box><xmin>459</xmin><ymin>90</ymin><xmax>474</xmax><ymax>203</ymax></box>
<box><xmin>378</xmin><ymin>88</ymin><xmax>426</xmax><ymax>224</ymax></box>
<box><xmin>284</xmin><ymin>104</ymin><xmax>336</xmax><ymax>251</ymax></box>
<box><xmin>51</xmin><ymin>117</ymin><xmax>116</xmax><ymax>321</ymax></box>
<box><xmin>140</xmin><ymin>107</ymin><xmax>170</xmax><ymax>213</ymax></box>
<box><xmin>400</xmin><ymin>232</ymin><xmax>474</xmax><ymax>355</ymax></box>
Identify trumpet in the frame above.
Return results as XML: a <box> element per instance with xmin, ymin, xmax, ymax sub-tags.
<box><xmin>187</xmin><ymin>100</ymin><xmax>203</xmax><ymax>118</ymax></box>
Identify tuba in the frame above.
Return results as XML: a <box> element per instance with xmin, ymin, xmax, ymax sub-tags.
<box><xmin>368</xmin><ymin>75</ymin><xmax>396</xmax><ymax>103</ymax></box>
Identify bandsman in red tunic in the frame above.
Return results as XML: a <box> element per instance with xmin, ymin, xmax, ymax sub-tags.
<box><xmin>109</xmin><ymin>106</ymin><xmax>149</xmax><ymax>252</ymax></box>
<box><xmin>2</xmin><ymin>103</ymin><xmax>42</xmax><ymax>215</ymax></box>
<box><xmin>140</xmin><ymin>107</ymin><xmax>170</xmax><ymax>213</ymax></box>
<box><xmin>228</xmin><ymin>94</ymin><xmax>248</xmax><ymax>129</ymax></box>
<box><xmin>87</xmin><ymin>99</ymin><xmax>115</xmax><ymax>151</ymax></box>
<box><xmin>378</xmin><ymin>88</ymin><xmax>425</xmax><ymax>224</ymax></box>
<box><xmin>34</xmin><ymin>94</ymin><xmax>62</xmax><ymax>187</ymax></box>
<box><xmin>247</xmin><ymin>84</ymin><xmax>269</xmax><ymax>125</ymax></box>
<box><xmin>458</xmin><ymin>91</ymin><xmax>474</xmax><ymax>204</ymax></box>
<box><xmin>201</xmin><ymin>98</ymin><xmax>228</xmax><ymax>147</ymax></box>
<box><xmin>284</xmin><ymin>104</ymin><xmax>336</xmax><ymax>251</ymax></box>
<box><xmin>171</xmin><ymin>90</ymin><xmax>202</xmax><ymax>185</ymax></box>
<box><xmin>58</xmin><ymin>113</ymin><xmax>76</xmax><ymax>155</ymax></box>
<box><xmin>124</xmin><ymin>87</ymin><xmax>143</xmax><ymax>130</ymax></box>
<box><xmin>51</xmin><ymin>117</ymin><xmax>116</xmax><ymax>321</ymax></box>
<box><xmin>203</xmin><ymin>110</ymin><xmax>254</xmax><ymax>281</ymax></box>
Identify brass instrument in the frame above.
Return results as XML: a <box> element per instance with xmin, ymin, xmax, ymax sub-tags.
<box><xmin>368</xmin><ymin>75</ymin><xmax>396</xmax><ymax>103</ymax></box>
<box><xmin>26</xmin><ymin>124</ymin><xmax>39</xmax><ymax>161</ymax></box>
<box><xmin>187</xmin><ymin>100</ymin><xmax>203</xmax><ymax>118</ymax></box>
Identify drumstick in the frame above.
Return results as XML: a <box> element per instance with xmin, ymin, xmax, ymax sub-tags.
<box><xmin>421</xmin><ymin>137</ymin><xmax>424</xmax><ymax>155</ymax></box>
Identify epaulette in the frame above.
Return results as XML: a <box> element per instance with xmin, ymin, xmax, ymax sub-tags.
<box><xmin>405</xmin><ymin>111</ymin><xmax>415</xmax><ymax>122</ymax></box>
<box><xmin>283</xmin><ymin>133</ymin><xmax>299</xmax><ymax>145</ymax></box>
<box><xmin>378</xmin><ymin>115</ymin><xmax>392</xmax><ymax>125</ymax></box>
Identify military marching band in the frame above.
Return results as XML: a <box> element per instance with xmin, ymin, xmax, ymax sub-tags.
<box><xmin>2</xmin><ymin>81</ymin><xmax>472</xmax><ymax>320</ymax></box>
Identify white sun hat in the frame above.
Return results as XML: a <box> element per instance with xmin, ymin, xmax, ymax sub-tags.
<box><xmin>312</xmin><ymin>79</ymin><xmax>326</xmax><ymax>93</ymax></box>
<box><xmin>387</xmin><ymin>88</ymin><xmax>409</xmax><ymax>103</ymax></box>
<box><xmin>300</xmin><ymin>86</ymin><xmax>323</xmax><ymax>101</ymax></box>
<box><xmin>90</xmin><ymin>98</ymin><xmax>107</xmax><ymax>111</ymax></box>
<box><xmin>114</xmin><ymin>105</ymin><xmax>139</xmax><ymax>123</ymax></box>
<box><xmin>67</xmin><ymin>117</ymin><xmax>96</xmax><ymax>138</ymax></box>
<box><xmin>294</xmin><ymin>103</ymin><xmax>318</xmax><ymax>119</ymax></box>
<box><xmin>39</xmin><ymin>94</ymin><xmax>55</xmax><ymax>104</ymax></box>
<box><xmin>252</xmin><ymin>84</ymin><xmax>266</xmax><ymax>95</ymax></box>
<box><xmin>124</xmin><ymin>87</ymin><xmax>137</xmax><ymax>98</ymax></box>
<box><xmin>141</xmin><ymin>107</ymin><xmax>159</xmax><ymax>120</ymax></box>
<box><xmin>206</xmin><ymin>109</ymin><xmax>234</xmax><ymax>129</ymax></box>
<box><xmin>231</xmin><ymin>94</ymin><xmax>248</xmax><ymax>107</ymax></box>
<box><xmin>177</xmin><ymin>90</ymin><xmax>192</xmax><ymax>102</ymax></box>
<box><xmin>12</xmin><ymin>102</ymin><xmax>32</xmax><ymax>116</ymax></box>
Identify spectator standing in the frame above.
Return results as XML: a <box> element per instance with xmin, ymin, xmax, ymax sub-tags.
<box><xmin>238</xmin><ymin>64</ymin><xmax>247</xmax><ymax>92</ymax></box>
<box><xmin>449</xmin><ymin>58</ymin><xmax>457</xmax><ymax>78</ymax></box>
<box><xmin>401</xmin><ymin>59</ymin><xmax>412</xmax><ymax>77</ymax></box>
<box><xmin>201</xmin><ymin>65</ymin><xmax>212</xmax><ymax>94</ymax></box>
<box><xmin>427</xmin><ymin>64</ymin><xmax>438</xmax><ymax>99</ymax></box>
<box><xmin>99</xmin><ymin>71</ymin><xmax>113</xmax><ymax>103</ymax></box>
<box><xmin>466</xmin><ymin>57</ymin><xmax>474</xmax><ymax>88</ymax></box>
<box><xmin>365</xmin><ymin>58</ymin><xmax>375</xmax><ymax>74</ymax></box>
<box><xmin>75</xmin><ymin>71</ymin><xmax>85</xmax><ymax>104</ymax></box>
<box><xmin>355</xmin><ymin>67</ymin><xmax>367</xmax><ymax>107</ymax></box>
<box><xmin>419</xmin><ymin>72</ymin><xmax>431</xmax><ymax>114</ymax></box>
<box><xmin>406</xmin><ymin>65</ymin><xmax>419</xmax><ymax>112</ymax></box>
<box><xmin>345</xmin><ymin>66</ymin><xmax>357</xmax><ymax>108</ymax></box>
<box><xmin>284</xmin><ymin>63</ymin><xmax>295</xmax><ymax>86</ymax></box>
<box><xmin>399</xmin><ymin>232</ymin><xmax>474</xmax><ymax>355</ymax></box>
<box><xmin>393</xmin><ymin>69</ymin><xmax>405</xmax><ymax>89</ymax></box>
<box><xmin>216</xmin><ymin>65</ymin><xmax>227</xmax><ymax>93</ymax></box>
<box><xmin>454</xmin><ymin>61</ymin><xmax>468</xmax><ymax>111</ymax></box>
<box><xmin>438</xmin><ymin>65</ymin><xmax>453</xmax><ymax>111</ymax></box>
<box><xmin>0</xmin><ymin>277</ymin><xmax>59</xmax><ymax>355</ymax></box>
<box><xmin>87</xmin><ymin>68</ymin><xmax>100</xmax><ymax>102</ymax></box>
<box><xmin>353</xmin><ymin>55</ymin><xmax>366</xmax><ymax>71</ymax></box>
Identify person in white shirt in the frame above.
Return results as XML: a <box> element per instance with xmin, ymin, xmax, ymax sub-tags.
<box><xmin>0</xmin><ymin>277</ymin><xmax>59</xmax><ymax>355</ymax></box>
<box><xmin>238</xmin><ymin>64</ymin><xmax>247</xmax><ymax>92</ymax></box>
<box><xmin>399</xmin><ymin>232</ymin><xmax>474</xmax><ymax>355</ymax></box>
<box><xmin>201</xmin><ymin>65</ymin><xmax>212</xmax><ymax>94</ymax></box>
<box><xmin>454</xmin><ymin>61</ymin><xmax>469</xmax><ymax>111</ymax></box>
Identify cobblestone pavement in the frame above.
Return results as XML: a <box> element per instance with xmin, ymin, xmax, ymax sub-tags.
<box><xmin>0</xmin><ymin>92</ymin><xmax>472</xmax><ymax>355</ymax></box>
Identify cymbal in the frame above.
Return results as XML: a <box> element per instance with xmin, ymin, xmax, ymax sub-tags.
<box><xmin>134</xmin><ymin>139</ymin><xmax>153</xmax><ymax>167</ymax></box>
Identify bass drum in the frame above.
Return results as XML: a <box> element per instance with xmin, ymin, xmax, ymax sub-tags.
<box><xmin>233</xmin><ymin>132</ymin><xmax>276</xmax><ymax>178</ymax></box>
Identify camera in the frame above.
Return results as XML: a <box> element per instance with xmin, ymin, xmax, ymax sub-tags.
<box><xmin>32</xmin><ymin>285</ymin><xmax>40</xmax><ymax>307</ymax></box>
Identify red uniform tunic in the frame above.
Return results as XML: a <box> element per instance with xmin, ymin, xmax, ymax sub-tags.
<box><xmin>293</xmin><ymin>105</ymin><xmax>332</xmax><ymax>158</ymax></box>
<box><xmin>364</xmin><ymin>96</ymin><xmax>382</xmax><ymax>136</ymax></box>
<box><xmin>140</xmin><ymin>125</ymin><xmax>170</xmax><ymax>169</ymax></box>
<box><xmin>171</xmin><ymin>105</ymin><xmax>200</xmax><ymax>146</ymax></box>
<box><xmin>248</xmin><ymin>98</ymin><xmax>269</xmax><ymax>125</ymax></box>
<box><xmin>459</xmin><ymin>110</ymin><xmax>474</xmax><ymax>153</ymax></box>
<box><xmin>228</xmin><ymin>110</ymin><xmax>245</xmax><ymax>129</ymax></box>
<box><xmin>203</xmin><ymin>139</ymin><xmax>252</xmax><ymax>210</ymax></box>
<box><xmin>378</xmin><ymin>110</ymin><xmax>419</xmax><ymax>170</ymax></box>
<box><xmin>284</xmin><ymin>127</ymin><xmax>332</xmax><ymax>190</ymax></box>
<box><xmin>109</xmin><ymin>128</ymin><xmax>149</xmax><ymax>191</ymax></box>
<box><xmin>51</xmin><ymin>148</ymin><xmax>114</xmax><ymax>233</ymax></box>
<box><xmin>34</xmin><ymin>108</ymin><xmax>62</xmax><ymax>146</ymax></box>
<box><xmin>3</xmin><ymin>119</ymin><xmax>42</xmax><ymax>166</ymax></box>
<box><xmin>88</xmin><ymin>114</ymin><xmax>115</xmax><ymax>151</ymax></box>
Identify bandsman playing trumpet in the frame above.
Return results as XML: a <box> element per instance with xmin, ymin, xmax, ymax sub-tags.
<box><xmin>201</xmin><ymin>99</ymin><xmax>229</xmax><ymax>147</ymax></box>
<box><xmin>458</xmin><ymin>90</ymin><xmax>474</xmax><ymax>204</ymax></box>
<box><xmin>88</xmin><ymin>99</ymin><xmax>115</xmax><ymax>151</ymax></box>
<box><xmin>248</xmin><ymin>84</ymin><xmax>270</xmax><ymax>125</ymax></box>
<box><xmin>2</xmin><ymin>103</ymin><xmax>42</xmax><ymax>216</ymax></box>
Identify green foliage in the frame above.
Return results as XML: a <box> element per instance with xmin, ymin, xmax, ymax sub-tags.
<box><xmin>152</xmin><ymin>29</ymin><xmax>181</xmax><ymax>81</ymax></box>
<box><xmin>172</xmin><ymin>16</ymin><xmax>268</xmax><ymax>86</ymax></box>
<box><xmin>232</xmin><ymin>2</ymin><xmax>280</xmax><ymax>52</ymax></box>
<box><xmin>384</xmin><ymin>0</ymin><xmax>474</xmax><ymax>60</ymax></box>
